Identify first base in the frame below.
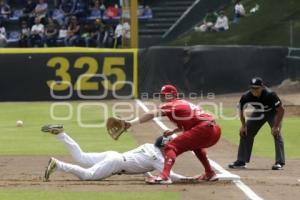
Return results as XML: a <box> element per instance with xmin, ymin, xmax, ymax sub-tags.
<box><xmin>216</xmin><ymin>173</ymin><xmax>240</xmax><ymax>181</ymax></box>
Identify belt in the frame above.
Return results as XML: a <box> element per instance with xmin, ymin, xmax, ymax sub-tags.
<box><xmin>206</xmin><ymin>120</ymin><xmax>216</xmax><ymax>127</ymax></box>
<box><xmin>196</xmin><ymin>120</ymin><xmax>216</xmax><ymax>127</ymax></box>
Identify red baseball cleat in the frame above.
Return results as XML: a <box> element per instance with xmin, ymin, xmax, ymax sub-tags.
<box><xmin>145</xmin><ymin>176</ymin><xmax>172</xmax><ymax>184</ymax></box>
<box><xmin>196</xmin><ymin>171</ymin><xmax>218</xmax><ymax>181</ymax></box>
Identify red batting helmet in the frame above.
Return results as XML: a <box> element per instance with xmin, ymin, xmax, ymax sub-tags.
<box><xmin>160</xmin><ymin>84</ymin><xmax>178</xmax><ymax>97</ymax></box>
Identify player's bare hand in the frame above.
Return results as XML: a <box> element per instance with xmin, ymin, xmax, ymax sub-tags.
<box><xmin>239</xmin><ymin>126</ymin><xmax>247</xmax><ymax>137</ymax></box>
<box><xmin>271</xmin><ymin>126</ymin><xmax>280</xmax><ymax>136</ymax></box>
<box><xmin>163</xmin><ymin>130</ymin><xmax>174</xmax><ymax>137</ymax></box>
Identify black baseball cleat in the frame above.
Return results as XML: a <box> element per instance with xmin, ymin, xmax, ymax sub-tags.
<box><xmin>41</xmin><ymin>124</ymin><xmax>64</xmax><ymax>135</ymax></box>
<box><xmin>44</xmin><ymin>157</ymin><xmax>58</xmax><ymax>182</ymax></box>
<box><xmin>272</xmin><ymin>163</ymin><xmax>284</xmax><ymax>170</ymax></box>
<box><xmin>228</xmin><ymin>160</ymin><xmax>246</xmax><ymax>169</ymax></box>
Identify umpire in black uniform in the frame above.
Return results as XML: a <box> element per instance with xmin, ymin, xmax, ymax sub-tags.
<box><xmin>228</xmin><ymin>77</ymin><xmax>285</xmax><ymax>170</ymax></box>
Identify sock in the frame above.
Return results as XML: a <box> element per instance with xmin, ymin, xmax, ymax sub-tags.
<box><xmin>161</xmin><ymin>147</ymin><xmax>176</xmax><ymax>179</ymax></box>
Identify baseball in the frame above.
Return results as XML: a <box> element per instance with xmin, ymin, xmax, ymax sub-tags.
<box><xmin>16</xmin><ymin>120</ymin><xmax>23</xmax><ymax>127</ymax></box>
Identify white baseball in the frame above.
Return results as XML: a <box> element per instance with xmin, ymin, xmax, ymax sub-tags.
<box><xmin>16</xmin><ymin>120</ymin><xmax>23</xmax><ymax>127</ymax></box>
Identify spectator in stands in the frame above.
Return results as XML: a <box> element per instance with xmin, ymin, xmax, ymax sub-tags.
<box><xmin>20</xmin><ymin>0</ymin><xmax>36</xmax><ymax>24</ymax></box>
<box><xmin>122</xmin><ymin>18</ymin><xmax>130</xmax><ymax>47</ymax></box>
<box><xmin>233</xmin><ymin>0</ymin><xmax>246</xmax><ymax>23</ymax></box>
<box><xmin>143</xmin><ymin>5</ymin><xmax>153</xmax><ymax>19</ymax></box>
<box><xmin>28</xmin><ymin>17</ymin><xmax>44</xmax><ymax>47</ymax></box>
<box><xmin>114</xmin><ymin>19</ymin><xmax>123</xmax><ymax>48</ymax></box>
<box><xmin>105</xmin><ymin>4</ymin><xmax>120</xmax><ymax>19</ymax></box>
<box><xmin>88</xmin><ymin>18</ymin><xmax>105</xmax><ymax>47</ymax></box>
<box><xmin>64</xmin><ymin>15</ymin><xmax>80</xmax><ymax>46</ymax></box>
<box><xmin>52</xmin><ymin>5</ymin><xmax>65</xmax><ymax>26</ymax></box>
<box><xmin>138</xmin><ymin>5</ymin><xmax>153</xmax><ymax>19</ymax></box>
<box><xmin>194</xmin><ymin>9</ymin><xmax>218</xmax><ymax>32</ymax></box>
<box><xmin>99</xmin><ymin>0</ymin><xmax>106</xmax><ymax>17</ymax></box>
<box><xmin>19</xmin><ymin>20</ymin><xmax>30</xmax><ymax>47</ymax></box>
<box><xmin>80</xmin><ymin>23</ymin><xmax>91</xmax><ymax>47</ymax></box>
<box><xmin>138</xmin><ymin>5</ymin><xmax>144</xmax><ymax>17</ymax></box>
<box><xmin>0</xmin><ymin>21</ymin><xmax>7</xmax><ymax>47</ymax></box>
<box><xmin>56</xmin><ymin>24</ymin><xmax>67</xmax><ymax>46</ymax></box>
<box><xmin>213</xmin><ymin>10</ymin><xmax>229</xmax><ymax>32</ymax></box>
<box><xmin>103</xmin><ymin>24</ymin><xmax>114</xmax><ymax>48</ymax></box>
<box><xmin>0</xmin><ymin>0</ymin><xmax>11</xmax><ymax>22</ymax></box>
<box><xmin>44</xmin><ymin>17</ymin><xmax>58</xmax><ymax>47</ymax></box>
<box><xmin>89</xmin><ymin>0</ymin><xmax>102</xmax><ymax>19</ymax></box>
<box><xmin>34</xmin><ymin>0</ymin><xmax>48</xmax><ymax>24</ymax></box>
<box><xmin>74</xmin><ymin>0</ymin><xmax>88</xmax><ymax>19</ymax></box>
<box><xmin>60</xmin><ymin>0</ymin><xmax>76</xmax><ymax>24</ymax></box>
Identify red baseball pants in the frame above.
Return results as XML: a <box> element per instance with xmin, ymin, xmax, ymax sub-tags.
<box><xmin>161</xmin><ymin>121</ymin><xmax>221</xmax><ymax>178</ymax></box>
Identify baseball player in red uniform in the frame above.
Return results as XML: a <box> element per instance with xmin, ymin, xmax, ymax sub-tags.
<box><xmin>127</xmin><ymin>84</ymin><xmax>221</xmax><ymax>184</ymax></box>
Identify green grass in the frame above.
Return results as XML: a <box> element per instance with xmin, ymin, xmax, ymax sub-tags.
<box><xmin>0</xmin><ymin>102</ymin><xmax>136</xmax><ymax>155</ymax></box>
<box><xmin>0</xmin><ymin>191</ymin><xmax>179</xmax><ymax>200</ymax></box>
<box><xmin>0</xmin><ymin>102</ymin><xmax>299</xmax><ymax>159</ymax></box>
<box><xmin>172</xmin><ymin>0</ymin><xmax>300</xmax><ymax>47</ymax></box>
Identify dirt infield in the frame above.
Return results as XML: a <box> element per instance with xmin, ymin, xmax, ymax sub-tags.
<box><xmin>0</xmin><ymin>126</ymin><xmax>299</xmax><ymax>199</ymax></box>
<box><xmin>0</xmin><ymin>94</ymin><xmax>299</xmax><ymax>200</ymax></box>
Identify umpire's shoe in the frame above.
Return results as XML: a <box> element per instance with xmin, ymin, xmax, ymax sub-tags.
<box><xmin>272</xmin><ymin>163</ymin><xmax>284</xmax><ymax>170</ymax></box>
<box><xmin>44</xmin><ymin>157</ymin><xmax>57</xmax><ymax>182</ymax></box>
<box><xmin>41</xmin><ymin>124</ymin><xmax>64</xmax><ymax>135</ymax></box>
<box><xmin>228</xmin><ymin>160</ymin><xmax>246</xmax><ymax>169</ymax></box>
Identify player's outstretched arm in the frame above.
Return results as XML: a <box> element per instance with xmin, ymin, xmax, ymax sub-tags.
<box><xmin>144</xmin><ymin>172</ymin><xmax>154</xmax><ymax>178</ymax></box>
<box><xmin>128</xmin><ymin>109</ymin><xmax>162</xmax><ymax>126</ymax></box>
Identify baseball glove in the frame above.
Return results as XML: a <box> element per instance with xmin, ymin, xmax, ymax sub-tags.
<box><xmin>106</xmin><ymin>117</ymin><xmax>130</xmax><ymax>140</ymax></box>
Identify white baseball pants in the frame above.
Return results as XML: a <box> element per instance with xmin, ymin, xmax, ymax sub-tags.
<box><xmin>54</xmin><ymin>132</ymin><xmax>125</xmax><ymax>180</ymax></box>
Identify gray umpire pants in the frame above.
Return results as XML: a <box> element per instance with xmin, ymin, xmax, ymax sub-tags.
<box><xmin>237</xmin><ymin>111</ymin><xmax>285</xmax><ymax>164</ymax></box>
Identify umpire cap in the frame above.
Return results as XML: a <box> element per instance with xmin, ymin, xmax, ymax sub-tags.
<box><xmin>249</xmin><ymin>77</ymin><xmax>264</xmax><ymax>87</ymax></box>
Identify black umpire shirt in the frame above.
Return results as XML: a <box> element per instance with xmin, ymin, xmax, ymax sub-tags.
<box><xmin>239</xmin><ymin>88</ymin><xmax>282</xmax><ymax>112</ymax></box>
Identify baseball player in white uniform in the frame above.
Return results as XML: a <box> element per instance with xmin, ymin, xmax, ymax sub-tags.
<box><xmin>42</xmin><ymin>124</ymin><xmax>191</xmax><ymax>183</ymax></box>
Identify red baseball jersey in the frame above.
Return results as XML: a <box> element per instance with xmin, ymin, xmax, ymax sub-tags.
<box><xmin>160</xmin><ymin>99</ymin><xmax>214</xmax><ymax>131</ymax></box>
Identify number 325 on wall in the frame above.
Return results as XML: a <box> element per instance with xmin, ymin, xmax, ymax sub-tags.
<box><xmin>46</xmin><ymin>56</ymin><xmax>126</xmax><ymax>91</ymax></box>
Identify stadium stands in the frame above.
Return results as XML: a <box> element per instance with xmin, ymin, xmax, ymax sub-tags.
<box><xmin>0</xmin><ymin>0</ymin><xmax>154</xmax><ymax>47</ymax></box>
<box><xmin>139</xmin><ymin>0</ymin><xmax>195</xmax><ymax>47</ymax></box>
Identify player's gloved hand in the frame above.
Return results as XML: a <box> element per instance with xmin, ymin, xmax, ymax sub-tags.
<box><xmin>239</xmin><ymin>126</ymin><xmax>247</xmax><ymax>137</ymax></box>
<box><xmin>163</xmin><ymin>130</ymin><xmax>174</xmax><ymax>137</ymax></box>
<box><xmin>271</xmin><ymin>126</ymin><xmax>280</xmax><ymax>137</ymax></box>
<box><xmin>125</xmin><ymin>121</ymin><xmax>131</xmax><ymax>129</ymax></box>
